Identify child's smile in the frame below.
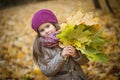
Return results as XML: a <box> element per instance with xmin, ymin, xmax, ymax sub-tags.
<box><xmin>38</xmin><ymin>23</ymin><xmax>56</xmax><ymax>37</ymax></box>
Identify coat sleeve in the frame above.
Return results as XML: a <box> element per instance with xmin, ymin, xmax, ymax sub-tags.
<box><xmin>37</xmin><ymin>52</ymin><xmax>65</xmax><ymax>77</ymax></box>
<box><xmin>73</xmin><ymin>51</ymin><xmax>89</xmax><ymax>65</ymax></box>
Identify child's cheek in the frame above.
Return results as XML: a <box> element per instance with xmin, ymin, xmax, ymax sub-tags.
<box><xmin>40</xmin><ymin>32</ymin><xmax>46</xmax><ymax>37</ymax></box>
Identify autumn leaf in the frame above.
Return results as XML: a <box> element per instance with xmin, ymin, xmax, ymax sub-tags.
<box><xmin>57</xmin><ymin>10</ymin><xmax>109</xmax><ymax>63</ymax></box>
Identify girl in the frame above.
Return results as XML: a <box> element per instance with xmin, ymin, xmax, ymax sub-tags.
<box><xmin>31</xmin><ymin>9</ymin><xmax>89</xmax><ymax>80</ymax></box>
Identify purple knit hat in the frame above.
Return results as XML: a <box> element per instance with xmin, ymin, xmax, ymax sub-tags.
<box><xmin>31</xmin><ymin>9</ymin><xmax>58</xmax><ymax>32</ymax></box>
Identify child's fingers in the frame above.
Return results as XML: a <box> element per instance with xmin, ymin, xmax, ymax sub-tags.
<box><xmin>65</xmin><ymin>54</ymin><xmax>70</xmax><ymax>57</ymax></box>
<box><xmin>65</xmin><ymin>47</ymin><xmax>73</xmax><ymax>51</ymax></box>
<box><xmin>66</xmin><ymin>47</ymin><xmax>75</xmax><ymax>52</ymax></box>
<box><xmin>66</xmin><ymin>46</ymin><xmax>75</xmax><ymax>50</ymax></box>
<box><xmin>63</xmin><ymin>47</ymin><xmax>75</xmax><ymax>54</ymax></box>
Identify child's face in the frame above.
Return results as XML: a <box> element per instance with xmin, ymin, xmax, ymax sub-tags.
<box><xmin>38</xmin><ymin>23</ymin><xmax>56</xmax><ymax>37</ymax></box>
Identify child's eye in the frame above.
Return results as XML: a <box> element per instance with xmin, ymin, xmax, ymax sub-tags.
<box><xmin>46</xmin><ymin>25</ymin><xmax>50</xmax><ymax>28</ymax></box>
<box><xmin>40</xmin><ymin>29</ymin><xmax>44</xmax><ymax>32</ymax></box>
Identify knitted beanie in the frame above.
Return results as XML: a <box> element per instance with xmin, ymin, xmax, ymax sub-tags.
<box><xmin>31</xmin><ymin>9</ymin><xmax>58</xmax><ymax>32</ymax></box>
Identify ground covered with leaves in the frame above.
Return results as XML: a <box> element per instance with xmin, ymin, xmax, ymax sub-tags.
<box><xmin>0</xmin><ymin>0</ymin><xmax>120</xmax><ymax>80</ymax></box>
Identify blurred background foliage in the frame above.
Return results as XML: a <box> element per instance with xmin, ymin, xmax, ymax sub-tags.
<box><xmin>0</xmin><ymin>0</ymin><xmax>47</xmax><ymax>9</ymax></box>
<box><xmin>0</xmin><ymin>0</ymin><xmax>120</xmax><ymax>80</ymax></box>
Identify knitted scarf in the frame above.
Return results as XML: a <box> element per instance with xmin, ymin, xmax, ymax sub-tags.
<box><xmin>39</xmin><ymin>33</ymin><xmax>59</xmax><ymax>48</ymax></box>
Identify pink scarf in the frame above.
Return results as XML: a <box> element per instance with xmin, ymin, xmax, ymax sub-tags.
<box><xmin>40</xmin><ymin>33</ymin><xmax>59</xmax><ymax>48</ymax></box>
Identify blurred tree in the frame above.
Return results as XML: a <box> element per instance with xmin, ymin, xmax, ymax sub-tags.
<box><xmin>93</xmin><ymin>0</ymin><xmax>120</xmax><ymax>18</ymax></box>
<box><xmin>0</xmin><ymin>0</ymin><xmax>47</xmax><ymax>9</ymax></box>
<box><xmin>93</xmin><ymin>0</ymin><xmax>102</xmax><ymax>9</ymax></box>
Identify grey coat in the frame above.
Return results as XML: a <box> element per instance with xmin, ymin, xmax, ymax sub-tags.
<box><xmin>37</xmin><ymin>46</ymin><xmax>89</xmax><ymax>80</ymax></box>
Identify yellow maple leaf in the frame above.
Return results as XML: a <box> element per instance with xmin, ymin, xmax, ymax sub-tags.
<box><xmin>17</xmin><ymin>52</ymin><xmax>24</xmax><ymax>59</ymax></box>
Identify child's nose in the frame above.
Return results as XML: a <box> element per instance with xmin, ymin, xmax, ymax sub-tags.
<box><xmin>45</xmin><ymin>29</ymin><xmax>50</xmax><ymax>34</ymax></box>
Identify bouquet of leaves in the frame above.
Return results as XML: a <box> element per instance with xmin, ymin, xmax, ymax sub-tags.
<box><xmin>57</xmin><ymin>11</ymin><xmax>109</xmax><ymax>63</ymax></box>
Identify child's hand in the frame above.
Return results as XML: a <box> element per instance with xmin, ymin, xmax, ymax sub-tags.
<box><xmin>61</xmin><ymin>46</ymin><xmax>78</xmax><ymax>58</ymax></box>
<box><xmin>67</xmin><ymin>46</ymin><xmax>78</xmax><ymax>58</ymax></box>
